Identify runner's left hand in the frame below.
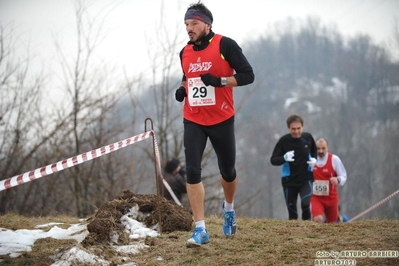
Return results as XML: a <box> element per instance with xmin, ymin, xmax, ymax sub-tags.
<box><xmin>200</xmin><ymin>73</ymin><xmax>221</xmax><ymax>87</ymax></box>
<box><xmin>307</xmin><ymin>157</ymin><xmax>317</xmax><ymax>168</ymax></box>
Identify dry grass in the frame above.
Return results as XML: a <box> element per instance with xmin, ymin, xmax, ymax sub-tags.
<box><xmin>0</xmin><ymin>213</ymin><xmax>398</xmax><ymax>265</ymax></box>
<box><xmin>0</xmin><ymin>212</ymin><xmax>81</xmax><ymax>230</ymax></box>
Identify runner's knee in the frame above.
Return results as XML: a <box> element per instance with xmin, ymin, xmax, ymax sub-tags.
<box><xmin>186</xmin><ymin>171</ymin><xmax>201</xmax><ymax>184</ymax></box>
<box><xmin>220</xmin><ymin>168</ymin><xmax>236</xmax><ymax>182</ymax></box>
<box><xmin>313</xmin><ymin>215</ymin><xmax>324</xmax><ymax>223</ymax></box>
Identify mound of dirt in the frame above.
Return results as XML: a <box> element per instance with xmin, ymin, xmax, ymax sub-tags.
<box><xmin>82</xmin><ymin>189</ymin><xmax>193</xmax><ymax>246</ymax></box>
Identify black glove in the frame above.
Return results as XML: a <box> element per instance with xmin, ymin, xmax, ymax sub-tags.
<box><xmin>175</xmin><ymin>86</ymin><xmax>187</xmax><ymax>102</ymax></box>
<box><xmin>200</xmin><ymin>73</ymin><xmax>221</xmax><ymax>87</ymax></box>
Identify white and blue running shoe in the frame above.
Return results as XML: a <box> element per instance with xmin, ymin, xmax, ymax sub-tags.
<box><xmin>222</xmin><ymin>203</ymin><xmax>237</xmax><ymax>237</ymax></box>
<box><xmin>186</xmin><ymin>227</ymin><xmax>210</xmax><ymax>248</ymax></box>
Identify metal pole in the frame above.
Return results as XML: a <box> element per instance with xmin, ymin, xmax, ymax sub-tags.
<box><xmin>145</xmin><ymin>118</ymin><xmax>162</xmax><ymax>233</ymax></box>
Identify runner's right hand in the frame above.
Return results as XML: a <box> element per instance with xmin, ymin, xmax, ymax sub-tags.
<box><xmin>284</xmin><ymin>150</ymin><xmax>295</xmax><ymax>162</ymax></box>
<box><xmin>175</xmin><ymin>86</ymin><xmax>187</xmax><ymax>102</ymax></box>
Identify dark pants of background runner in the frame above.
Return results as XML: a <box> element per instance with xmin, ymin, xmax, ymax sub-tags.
<box><xmin>184</xmin><ymin>118</ymin><xmax>236</xmax><ymax>184</ymax></box>
<box><xmin>283</xmin><ymin>180</ymin><xmax>313</xmax><ymax>220</ymax></box>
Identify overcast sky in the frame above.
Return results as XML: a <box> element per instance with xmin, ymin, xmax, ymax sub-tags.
<box><xmin>1</xmin><ymin>0</ymin><xmax>398</xmax><ymax>79</ymax></box>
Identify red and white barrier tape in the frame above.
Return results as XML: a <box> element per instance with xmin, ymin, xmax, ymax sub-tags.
<box><xmin>152</xmin><ymin>133</ymin><xmax>182</xmax><ymax>206</ymax></box>
<box><xmin>0</xmin><ymin>131</ymin><xmax>154</xmax><ymax>191</ymax></box>
<box><xmin>348</xmin><ymin>189</ymin><xmax>399</xmax><ymax>222</ymax></box>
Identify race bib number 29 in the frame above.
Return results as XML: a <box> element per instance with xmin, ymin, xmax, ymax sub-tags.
<box><xmin>187</xmin><ymin>77</ymin><xmax>216</xmax><ymax>106</ymax></box>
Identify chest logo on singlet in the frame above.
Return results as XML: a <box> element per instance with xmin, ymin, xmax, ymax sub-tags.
<box><xmin>187</xmin><ymin>57</ymin><xmax>212</xmax><ymax>73</ymax></box>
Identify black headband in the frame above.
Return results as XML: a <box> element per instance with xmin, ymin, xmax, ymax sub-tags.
<box><xmin>184</xmin><ymin>9</ymin><xmax>212</xmax><ymax>25</ymax></box>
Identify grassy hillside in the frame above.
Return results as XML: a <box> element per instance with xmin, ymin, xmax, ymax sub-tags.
<box><xmin>0</xmin><ymin>213</ymin><xmax>398</xmax><ymax>265</ymax></box>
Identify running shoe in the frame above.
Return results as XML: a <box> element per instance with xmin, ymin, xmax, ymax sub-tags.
<box><xmin>186</xmin><ymin>227</ymin><xmax>210</xmax><ymax>247</ymax></box>
<box><xmin>222</xmin><ymin>203</ymin><xmax>237</xmax><ymax>237</ymax></box>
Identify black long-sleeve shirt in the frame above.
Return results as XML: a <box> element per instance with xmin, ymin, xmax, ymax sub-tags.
<box><xmin>270</xmin><ymin>132</ymin><xmax>317</xmax><ymax>187</ymax></box>
<box><xmin>179</xmin><ymin>31</ymin><xmax>254</xmax><ymax>86</ymax></box>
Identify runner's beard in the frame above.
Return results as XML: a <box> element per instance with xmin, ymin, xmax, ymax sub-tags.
<box><xmin>192</xmin><ymin>29</ymin><xmax>208</xmax><ymax>43</ymax></box>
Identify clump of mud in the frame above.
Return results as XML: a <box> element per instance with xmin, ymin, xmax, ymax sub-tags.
<box><xmin>82</xmin><ymin>189</ymin><xmax>193</xmax><ymax>246</ymax></box>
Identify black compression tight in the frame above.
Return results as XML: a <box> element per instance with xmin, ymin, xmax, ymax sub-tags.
<box><xmin>184</xmin><ymin>120</ymin><xmax>236</xmax><ymax>184</ymax></box>
<box><xmin>283</xmin><ymin>181</ymin><xmax>313</xmax><ymax>220</ymax></box>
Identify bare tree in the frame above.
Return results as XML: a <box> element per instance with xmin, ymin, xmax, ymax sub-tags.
<box><xmin>0</xmin><ymin>22</ymin><xmax>74</xmax><ymax>214</ymax></box>
<box><xmin>50</xmin><ymin>0</ymin><xmax>131</xmax><ymax>217</ymax></box>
